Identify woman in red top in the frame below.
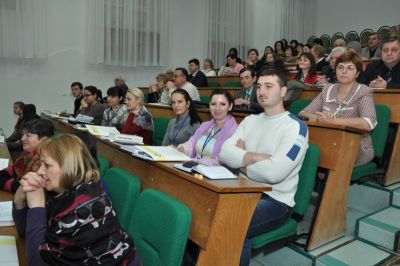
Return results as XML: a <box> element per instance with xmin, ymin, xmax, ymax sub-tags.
<box><xmin>121</xmin><ymin>88</ymin><xmax>154</xmax><ymax>144</ymax></box>
<box><xmin>296</xmin><ymin>52</ymin><xmax>318</xmax><ymax>85</ymax></box>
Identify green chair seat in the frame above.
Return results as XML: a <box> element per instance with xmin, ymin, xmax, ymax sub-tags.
<box><xmin>130</xmin><ymin>189</ymin><xmax>192</xmax><ymax>266</ymax></box>
<box><xmin>351</xmin><ymin>163</ymin><xmax>377</xmax><ymax>181</ymax></box>
<box><xmin>152</xmin><ymin>116</ymin><xmax>171</xmax><ymax>146</ymax></box>
<box><xmin>224</xmin><ymin>81</ymin><xmax>242</xmax><ymax>87</ymax></box>
<box><xmin>251</xmin><ymin>144</ymin><xmax>320</xmax><ymax>249</ymax></box>
<box><xmin>208</xmin><ymin>81</ymin><xmax>220</xmax><ymax>87</ymax></box>
<box><xmin>288</xmin><ymin>99</ymin><xmax>312</xmax><ymax>115</ymax></box>
<box><xmin>103</xmin><ymin>168</ymin><xmax>141</xmax><ymax>231</ymax></box>
<box><xmin>251</xmin><ymin>219</ymin><xmax>297</xmax><ymax>249</ymax></box>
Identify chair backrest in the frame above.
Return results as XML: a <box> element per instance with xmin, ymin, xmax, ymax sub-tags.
<box><xmin>98</xmin><ymin>155</ymin><xmax>109</xmax><ymax>177</ymax></box>
<box><xmin>130</xmin><ymin>189</ymin><xmax>192</xmax><ymax>266</ymax></box>
<box><xmin>345</xmin><ymin>31</ymin><xmax>360</xmax><ymax>43</ymax></box>
<box><xmin>288</xmin><ymin>99</ymin><xmax>312</xmax><ymax>115</ymax></box>
<box><xmin>152</xmin><ymin>116</ymin><xmax>171</xmax><ymax>145</ymax></box>
<box><xmin>207</xmin><ymin>81</ymin><xmax>220</xmax><ymax>87</ymax></box>
<box><xmin>371</xmin><ymin>104</ymin><xmax>391</xmax><ymax>159</ymax></box>
<box><xmin>223</xmin><ymin>81</ymin><xmax>242</xmax><ymax>87</ymax></box>
<box><xmin>360</xmin><ymin>29</ymin><xmax>373</xmax><ymax>47</ymax></box>
<box><xmin>377</xmin><ymin>26</ymin><xmax>390</xmax><ymax>42</ymax></box>
<box><xmin>293</xmin><ymin>144</ymin><xmax>320</xmax><ymax>219</ymax></box>
<box><xmin>200</xmin><ymin>95</ymin><xmax>211</xmax><ymax>104</ymax></box>
<box><xmin>332</xmin><ymin>32</ymin><xmax>345</xmax><ymax>44</ymax></box>
<box><xmin>103</xmin><ymin>168</ymin><xmax>141</xmax><ymax>231</ymax></box>
<box><xmin>320</xmin><ymin>34</ymin><xmax>331</xmax><ymax>48</ymax></box>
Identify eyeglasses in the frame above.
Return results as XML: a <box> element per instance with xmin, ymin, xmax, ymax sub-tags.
<box><xmin>337</xmin><ymin>64</ymin><xmax>357</xmax><ymax>72</ymax></box>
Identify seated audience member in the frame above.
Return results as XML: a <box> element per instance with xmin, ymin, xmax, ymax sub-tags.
<box><xmin>114</xmin><ymin>74</ymin><xmax>129</xmax><ymax>96</ymax></box>
<box><xmin>359</xmin><ymin>37</ymin><xmax>400</xmax><ymax>89</ymax></box>
<box><xmin>284</xmin><ymin>46</ymin><xmax>297</xmax><ymax>63</ymax></box>
<box><xmin>274</xmin><ymin>40</ymin><xmax>285</xmax><ymax>58</ymax></box>
<box><xmin>361</xmin><ymin>32</ymin><xmax>382</xmax><ymax>59</ymax></box>
<box><xmin>300</xmin><ymin>51</ymin><xmax>377</xmax><ymax>166</ymax></box>
<box><xmin>6</xmin><ymin>101</ymin><xmax>24</xmax><ymax>143</ymax></box>
<box><xmin>102</xmin><ymin>86</ymin><xmax>128</xmax><ymax>130</ymax></box>
<box><xmin>313</xmin><ymin>38</ymin><xmax>323</xmax><ymax>46</ymax></box>
<box><xmin>165</xmin><ymin>68</ymin><xmax>174</xmax><ymax>81</ymax></box>
<box><xmin>258</xmin><ymin>46</ymin><xmax>274</xmax><ymax>66</ymax></box>
<box><xmin>311</xmin><ymin>44</ymin><xmax>328</xmax><ymax>71</ymax></box>
<box><xmin>259</xmin><ymin>52</ymin><xmax>288</xmax><ymax>76</ymax></box>
<box><xmin>188</xmin><ymin>58</ymin><xmax>208</xmax><ymax>87</ymax></box>
<box><xmin>219</xmin><ymin>69</ymin><xmax>308</xmax><ymax>266</ymax></box>
<box><xmin>228</xmin><ymin>47</ymin><xmax>242</xmax><ymax>64</ymax></box>
<box><xmin>7</xmin><ymin>104</ymin><xmax>41</xmax><ymax>158</ymax></box>
<box><xmin>148</xmin><ymin>73</ymin><xmax>171</xmax><ymax>104</ymax></box>
<box><xmin>176</xmin><ymin>89</ymin><xmax>238</xmax><ymax>166</ymax></box>
<box><xmin>281</xmin><ymin>39</ymin><xmax>289</xmax><ymax>50</ymax></box>
<box><xmin>234</xmin><ymin>68</ymin><xmax>262</xmax><ymax>113</ymax></box>
<box><xmin>166</xmin><ymin>67</ymin><xmax>200</xmax><ymax>101</ymax></box>
<box><xmin>77</xmin><ymin>86</ymin><xmax>106</xmax><ymax>125</ymax></box>
<box><xmin>296</xmin><ymin>43</ymin><xmax>304</xmax><ymax>58</ymax></box>
<box><xmin>295</xmin><ymin>52</ymin><xmax>318</xmax><ymax>85</ymax></box>
<box><xmin>70</xmin><ymin>82</ymin><xmax>83</xmax><ymax>117</ymax></box>
<box><xmin>303</xmin><ymin>44</ymin><xmax>312</xmax><ymax>53</ymax></box>
<box><xmin>319</xmin><ymin>46</ymin><xmax>347</xmax><ymax>84</ymax></box>
<box><xmin>122</xmin><ymin>88</ymin><xmax>154</xmax><ymax>144</ymax></box>
<box><xmin>202</xmin><ymin>58</ymin><xmax>217</xmax><ymax>77</ymax></box>
<box><xmin>162</xmin><ymin>89</ymin><xmax>201</xmax><ymax>146</ymax></box>
<box><xmin>1</xmin><ymin>119</ymin><xmax>54</xmax><ymax>193</ymax></box>
<box><xmin>290</xmin><ymin>39</ymin><xmax>299</xmax><ymax>50</ymax></box>
<box><xmin>245</xmin><ymin>48</ymin><xmax>263</xmax><ymax>73</ymax></box>
<box><xmin>334</xmin><ymin>38</ymin><xmax>346</xmax><ymax>47</ymax></box>
<box><xmin>13</xmin><ymin>134</ymin><xmax>138</xmax><ymax>266</ymax></box>
<box><xmin>219</xmin><ymin>54</ymin><xmax>244</xmax><ymax>76</ymax></box>
<box><xmin>389</xmin><ymin>25</ymin><xmax>400</xmax><ymax>38</ymax></box>
<box><xmin>347</xmin><ymin>41</ymin><xmax>362</xmax><ymax>54</ymax></box>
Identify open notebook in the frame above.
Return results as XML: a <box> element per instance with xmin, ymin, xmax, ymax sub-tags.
<box><xmin>131</xmin><ymin>146</ymin><xmax>190</xmax><ymax>161</ymax></box>
<box><xmin>174</xmin><ymin>164</ymin><xmax>237</xmax><ymax>180</ymax></box>
<box><xmin>0</xmin><ymin>236</ymin><xmax>18</xmax><ymax>266</ymax></box>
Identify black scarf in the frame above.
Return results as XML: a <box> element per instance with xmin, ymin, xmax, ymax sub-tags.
<box><xmin>39</xmin><ymin>182</ymin><xmax>134</xmax><ymax>265</ymax></box>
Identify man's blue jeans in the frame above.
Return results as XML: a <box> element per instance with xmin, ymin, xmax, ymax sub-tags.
<box><xmin>240</xmin><ymin>194</ymin><xmax>292</xmax><ymax>266</ymax></box>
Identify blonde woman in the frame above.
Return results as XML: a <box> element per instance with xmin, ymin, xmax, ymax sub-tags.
<box><xmin>121</xmin><ymin>88</ymin><xmax>154</xmax><ymax>144</ymax></box>
<box><xmin>13</xmin><ymin>134</ymin><xmax>139</xmax><ymax>265</ymax></box>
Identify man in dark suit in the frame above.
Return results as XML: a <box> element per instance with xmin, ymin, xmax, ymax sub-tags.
<box><xmin>188</xmin><ymin>58</ymin><xmax>208</xmax><ymax>87</ymax></box>
<box><xmin>233</xmin><ymin>67</ymin><xmax>262</xmax><ymax>113</ymax></box>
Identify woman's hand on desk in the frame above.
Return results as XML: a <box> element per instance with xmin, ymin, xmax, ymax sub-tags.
<box><xmin>315</xmin><ymin>112</ymin><xmax>336</xmax><ymax>123</ymax></box>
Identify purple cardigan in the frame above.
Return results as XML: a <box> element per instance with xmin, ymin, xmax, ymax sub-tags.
<box><xmin>179</xmin><ymin>114</ymin><xmax>238</xmax><ymax>166</ymax></box>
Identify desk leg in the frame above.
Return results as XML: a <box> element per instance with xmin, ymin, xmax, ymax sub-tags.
<box><xmin>196</xmin><ymin>193</ymin><xmax>260</xmax><ymax>266</ymax></box>
<box><xmin>307</xmin><ymin>133</ymin><xmax>360</xmax><ymax>251</ymax></box>
<box><xmin>385</xmin><ymin>127</ymin><xmax>400</xmax><ymax>186</ymax></box>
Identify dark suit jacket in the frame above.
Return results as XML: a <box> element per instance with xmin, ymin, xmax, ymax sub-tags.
<box><xmin>233</xmin><ymin>84</ymin><xmax>263</xmax><ymax>113</ymax></box>
<box><xmin>188</xmin><ymin>71</ymin><xmax>208</xmax><ymax>87</ymax></box>
<box><xmin>358</xmin><ymin>60</ymin><xmax>400</xmax><ymax>89</ymax></box>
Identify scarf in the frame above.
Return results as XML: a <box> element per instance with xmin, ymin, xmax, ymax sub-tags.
<box><xmin>39</xmin><ymin>182</ymin><xmax>134</xmax><ymax>266</ymax></box>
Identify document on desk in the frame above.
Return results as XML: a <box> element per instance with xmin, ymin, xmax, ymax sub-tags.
<box><xmin>132</xmin><ymin>146</ymin><xmax>190</xmax><ymax>161</ymax></box>
<box><xmin>0</xmin><ymin>201</ymin><xmax>14</xmax><ymax>227</ymax></box>
<box><xmin>86</xmin><ymin>125</ymin><xmax>120</xmax><ymax>137</ymax></box>
<box><xmin>0</xmin><ymin>159</ymin><xmax>8</xmax><ymax>170</ymax></box>
<box><xmin>0</xmin><ymin>235</ymin><xmax>19</xmax><ymax>266</ymax></box>
<box><xmin>193</xmin><ymin>165</ymin><xmax>237</xmax><ymax>180</ymax></box>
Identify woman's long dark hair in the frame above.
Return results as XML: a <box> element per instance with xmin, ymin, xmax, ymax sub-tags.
<box><xmin>210</xmin><ymin>89</ymin><xmax>234</xmax><ymax>114</ymax></box>
<box><xmin>171</xmin><ymin>89</ymin><xmax>202</xmax><ymax>126</ymax></box>
<box><xmin>295</xmin><ymin>52</ymin><xmax>317</xmax><ymax>80</ymax></box>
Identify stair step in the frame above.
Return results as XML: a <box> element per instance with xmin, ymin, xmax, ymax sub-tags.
<box><xmin>392</xmin><ymin>188</ymin><xmax>400</xmax><ymax>207</ymax></box>
<box><xmin>348</xmin><ymin>183</ymin><xmax>390</xmax><ymax>213</ymax></box>
<box><xmin>356</xmin><ymin>206</ymin><xmax>400</xmax><ymax>250</ymax></box>
<box><xmin>315</xmin><ymin>240</ymin><xmax>392</xmax><ymax>266</ymax></box>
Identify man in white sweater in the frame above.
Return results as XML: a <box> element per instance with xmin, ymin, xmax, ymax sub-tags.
<box><xmin>219</xmin><ymin>69</ymin><xmax>309</xmax><ymax>266</ymax></box>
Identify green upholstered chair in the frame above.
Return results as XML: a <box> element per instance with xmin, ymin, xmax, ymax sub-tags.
<box><xmin>98</xmin><ymin>155</ymin><xmax>109</xmax><ymax>177</ymax></box>
<box><xmin>345</xmin><ymin>31</ymin><xmax>360</xmax><ymax>43</ymax></box>
<box><xmin>152</xmin><ymin>116</ymin><xmax>171</xmax><ymax>146</ymax></box>
<box><xmin>208</xmin><ymin>81</ymin><xmax>220</xmax><ymax>87</ymax></box>
<box><xmin>288</xmin><ymin>99</ymin><xmax>312</xmax><ymax>115</ymax></box>
<box><xmin>378</xmin><ymin>26</ymin><xmax>390</xmax><ymax>41</ymax></box>
<box><xmin>224</xmin><ymin>81</ymin><xmax>242</xmax><ymax>87</ymax></box>
<box><xmin>103</xmin><ymin>168</ymin><xmax>141</xmax><ymax>231</ymax></box>
<box><xmin>331</xmin><ymin>32</ymin><xmax>345</xmax><ymax>44</ymax></box>
<box><xmin>320</xmin><ymin>34</ymin><xmax>331</xmax><ymax>49</ymax></box>
<box><xmin>200</xmin><ymin>95</ymin><xmax>211</xmax><ymax>104</ymax></box>
<box><xmin>251</xmin><ymin>144</ymin><xmax>320</xmax><ymax>249</ymax></box>
<box><xmin>130</xmin><ymin>189</ymin><xmax>192</xmax><ymax>266</ymax></box>
<box><xmin>307</xmin><ymin>36</ymin><xmax>318</xmax><ymax>46</ymax></box>
<box><xmin>351</xmin><ymin>104</ymin><xmax>391</xmax><ymax>181</ymax></box>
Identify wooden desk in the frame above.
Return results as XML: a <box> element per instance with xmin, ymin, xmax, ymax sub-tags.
<box><xmin>143</xmin><ymin>105</ymin><xmax>364</xmax><ymax>250</ymax></box>
<box><xmin>0</xmin><ymin>142</ymin><xmax>26</xmax><ymax>266</ymax></box>
<box><xmin>299</xmin><ymin>88</ymin><xmax>400</xmax><ymax>186</ymax></box>
<box><xmin>207</xmin><ymin>76</ymin><xmax>240</xmax><ymax>86</ymax></box>
<box><xmin>46</xmin><ymin>117</ymin><xmax>271</xmax><ymax>266</ymax></box>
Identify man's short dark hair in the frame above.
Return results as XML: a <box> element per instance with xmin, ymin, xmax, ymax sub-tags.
<box><xmin>188</xmin><ymin>58</ymin><xmax>200</xmax><ymax>66</ymax></box>
<box><xmin>23</xmin><ymin>119</ymin><xmax>54</xmax><ymax>138</ymax></box>
<box><xmin>71</xmin><ymin>82</ymin><xmax>83</xmax><ymax>90</ymax></box>
<box><xmin>239</xmin><ymin>67</ymin><xmax>256</xmax><ymax>78</ymax></box>
<box><xmin>383</xmin><ymin>36</ymin><xmax>400</xmax><ymax>45</ymax></box>
<box><xmin>175</xmin><ymin>67</ymin><xmax>189</xmax><ymax>80</ymax></box>
<box><xmin>14</xmin><ymin>101</ymin><xmax>25</xmax><ymax>109</ymax></box>
<box><xmin>258</xmin><ymin>69</ymin><xmax>287</xmax><ymax>87</ymax></box>
<box><xmin>312</xmin><ymin>38</ymin><xmax>323</xmax><ymax>46</ymax></box>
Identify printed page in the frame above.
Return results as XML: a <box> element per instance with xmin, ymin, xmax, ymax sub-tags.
<box><xmin>193</xmin><ymin>165</ymin><xmax>237</xmax><ymax>180</ymax></box>
<box><xmin>0</xmin><ymin>236</ymin><xmax>19</xmax><ymax>266</ymax></box>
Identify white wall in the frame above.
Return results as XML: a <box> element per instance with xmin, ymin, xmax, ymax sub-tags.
<box><xmin>314</xmin><ymin>0</ymin><xmax>400</xmax><ymax>37</ymax></box>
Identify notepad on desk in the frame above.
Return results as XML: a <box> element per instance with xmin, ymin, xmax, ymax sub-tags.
<box><xmin>132</xmin><ymin>146</ymin><xmax>190</xmax><ymax>161</ymax></box>
<box><xmin>0</xmin><ymin>159</ymin><xmax>8</xmax><ymax>170</ymax></box>
<box><xmin>0</xmin><ymin>201</ymin><xmax>14</xmax><ymax>227</ymax></box>
<box><xmin>193</xmin><ymin>165</ymin><xmax>237</xmax><ymax>180</ymax></box>
<box><xmin>86</xmin><ymin>125</ymin><xmax>120</xmax><ymax>137</ymax></box>
<box><xmin>0</xmin><ymin>235</ymin><xmax>19</xmax><ymax>266</ymax></box>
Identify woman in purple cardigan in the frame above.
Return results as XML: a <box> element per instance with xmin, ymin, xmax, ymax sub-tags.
<box><xmin>177</xmin><ymin>89</ymin><xmax>238</xmax><ymax>166</ymax></box>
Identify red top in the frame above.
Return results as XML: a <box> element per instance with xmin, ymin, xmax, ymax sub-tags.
<box><xmin>121</xmin><ymin>112</ymin><xmax>153</xmax><ymax>145</ymax></box>
<box><xmin>304</xmin><ymin>73</ymin><xmax>318</xmax><ymax>85</ymax></box>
